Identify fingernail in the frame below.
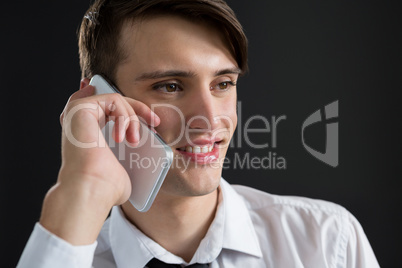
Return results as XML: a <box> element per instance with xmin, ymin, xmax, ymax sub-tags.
<box><xmin>151</xmin><ymin>112</ymin><xmax>160</xmax><ymax>125</ymax></box>
<box><xmin>134</xmin><ymin>130</ymin><xmax>140</xmax><ymax>143</ymax></box>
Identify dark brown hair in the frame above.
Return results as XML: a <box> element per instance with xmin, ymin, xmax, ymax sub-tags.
<box><xmin>78</xmin><ymin>0</ymin><xmax>248</xmax><ymax>82</ymax></box>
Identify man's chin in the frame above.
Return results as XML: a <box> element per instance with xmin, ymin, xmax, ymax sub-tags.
<box><xmin>161</xmin><ymin>169</ymin><xmax>222</xmax><ymax>197</ymax></box>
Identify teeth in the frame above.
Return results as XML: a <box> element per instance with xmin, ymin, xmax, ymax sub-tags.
<box><xmin>181</xmin><ymin>145</ymin><xmax>214</xmax><ymax>154</ymax></box>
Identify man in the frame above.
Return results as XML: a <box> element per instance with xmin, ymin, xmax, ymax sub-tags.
<box><xmin>18</xmin><ymin>0</ymin><xmax>379</xmax><ymax>267</ymax></box>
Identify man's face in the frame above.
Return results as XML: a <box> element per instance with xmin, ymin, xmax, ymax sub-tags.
<box><xmin>115</xmin><ymin>15</ymin><xmax>239</xmax><ymax>197</ymax></box>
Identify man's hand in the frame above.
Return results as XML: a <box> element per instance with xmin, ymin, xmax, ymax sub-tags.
<box><xmin>39</xmin><ymin>79</ymin><xmax>159</xmax><ymax>245</ymax></box>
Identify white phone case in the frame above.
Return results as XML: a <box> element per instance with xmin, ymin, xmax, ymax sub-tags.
<box><xmin>89</xmin><ymin>75</ymin><xmax>173</xmax><ymax>212</ymax></box>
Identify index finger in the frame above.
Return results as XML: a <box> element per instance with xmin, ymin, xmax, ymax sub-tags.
<box><xmin>124</xmin><ymin>97</ymin><xmax>160</xmax><ymax>127</ymax></box>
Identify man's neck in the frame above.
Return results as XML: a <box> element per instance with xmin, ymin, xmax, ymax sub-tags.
<box><xmin>121</xmin><ymin>188</ymin><xmax>219</xmax><ymax>262</ymax></box>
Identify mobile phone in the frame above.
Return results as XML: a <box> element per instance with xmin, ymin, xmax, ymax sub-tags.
<box><xmin>89</xmin><ymin>74</ymin><xmax>173</xmax><ymax>212</ymax></box>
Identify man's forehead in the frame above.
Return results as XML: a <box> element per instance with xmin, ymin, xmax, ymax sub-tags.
<box><xmin>116</xmin><ymin>15</ymin><xmax>238</xmax><ymax>75</ymax></box>
<box><xmin>118</xmin><ymin>15</ymin><xmax>231</xmax><ymax>56</ymax></box>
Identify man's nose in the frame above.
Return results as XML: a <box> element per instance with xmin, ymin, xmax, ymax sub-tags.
<box><xmin>185</xmin><ymin>88</ymin><xmax>219</xmax><ymax>131</ymax></box>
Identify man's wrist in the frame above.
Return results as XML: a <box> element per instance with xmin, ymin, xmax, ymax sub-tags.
<box><xmin>39</xmin><ymin>180</ymin><xmax>113</xmax><ymax>245</ymax></box>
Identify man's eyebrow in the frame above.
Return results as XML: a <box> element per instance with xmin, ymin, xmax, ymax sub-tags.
<box><xmin>135</xmin><ymin>70</ymin><xmax>196</xmax><ymax>81</ymax></box>
<box><xmin>214</xmin><ymin>67</ymin><xmax>242</xmax><ymax>76</ymax></box>
<box><xmin>134</xmin><ymin>67</ymin><xmax>242</xmax><ymax>82</ymax></box>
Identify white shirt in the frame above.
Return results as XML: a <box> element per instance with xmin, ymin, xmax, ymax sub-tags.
<box><xmin>18</xmin><ymin>179</ymin><xmax>380</xmax><ymax>268</ymax></box>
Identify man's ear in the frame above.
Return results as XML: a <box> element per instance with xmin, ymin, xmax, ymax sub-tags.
<box><xmin>80</xmin><ymin>78</ymin><xmax>90</xmax><ymax>90</ymax></box>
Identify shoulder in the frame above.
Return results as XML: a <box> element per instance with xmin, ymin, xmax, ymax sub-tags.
<box><xmin>231</xmin><ymin>183</ymin><xmax>349</xmax><ymax>217</ymax></box>
<box><xmin>228</xmin><ymin>184</ymin><xmax>379</xmax><ymax>267</ymax></box>
<box><xmin>229</xmin><ymin>183</ymin><xmax>354</xmax><ymax>250</ymax></box>
<box><xmin>229</xmin><ymin>184</ymin><xmax>357</xmax><ymax>266</ymax></box>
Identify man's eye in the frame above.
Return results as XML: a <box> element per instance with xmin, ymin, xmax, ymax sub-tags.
<box><xmin>214</xmin><ymin>81</ymin><xmax>236</xmax><ymax>91</ymax></box>
<box><xmin>165</xmin><ymin>83</ymin><xmax>178</xmax><ymax>92</ymax></box>
<box><xmin>153</xmin><ymin>83</ymin><xmax>181</xmax><ymax>93</ymax></box>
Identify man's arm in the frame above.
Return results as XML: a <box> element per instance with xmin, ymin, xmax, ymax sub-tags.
<box><xmin>18</xmin><ymin>79</ymin><xmax>159</xmax><ymax>266</ymax></box>
<box><xmin>17</xmin><ymin>223</ymin><xmax>97</xmax><ymax>268</ymax></box>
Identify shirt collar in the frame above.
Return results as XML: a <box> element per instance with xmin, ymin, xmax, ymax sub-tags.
<box><xmin>108</xmin><ymin>178</ymin><xmax>262</xmax><ymax>268</ymax></box>
<box><xmin>219</xmin><ymin>179</ymin><xmax>262</xmax><ymax>258</ymax></box>
<box><xmin>109</xmin><ymin>206</ymin><xmax>154</xmax><ymax>268</ymax></box>
<box><xmin>192</xmin><ymin>179</ymin><xmax>262</xmax><ymax>262</ymax></box>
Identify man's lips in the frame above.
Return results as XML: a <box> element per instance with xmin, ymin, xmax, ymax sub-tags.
<box><xmin>177</xmin><ymin>144</ymin><xmax>214</xmax><ymax>153</ymax></box>
<box><xmin>176</xmin><ymin>137</ymin><xmax>223</xmax><ymax>152</ymax></box>
<box><xmin>175</xmin><ymin>141</ymin><xmax>222</xmax><ymax>164</ymax></box>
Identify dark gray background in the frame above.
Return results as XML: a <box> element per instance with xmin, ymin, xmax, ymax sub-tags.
<box><xmin>1</xmin><ymin>0</ymin><xmax>400</xmax><ymax>267</ymax></box>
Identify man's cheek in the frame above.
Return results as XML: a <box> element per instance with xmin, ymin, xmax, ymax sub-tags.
<box><xmin>156</xmin><ymin>116</ymin><xmax>185</xmax><ymax>146</ymax></box>
<box><xmin>152</xmin><ymin>105</ymin><xmax>185</xmax><ymax>142</ymax></box>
